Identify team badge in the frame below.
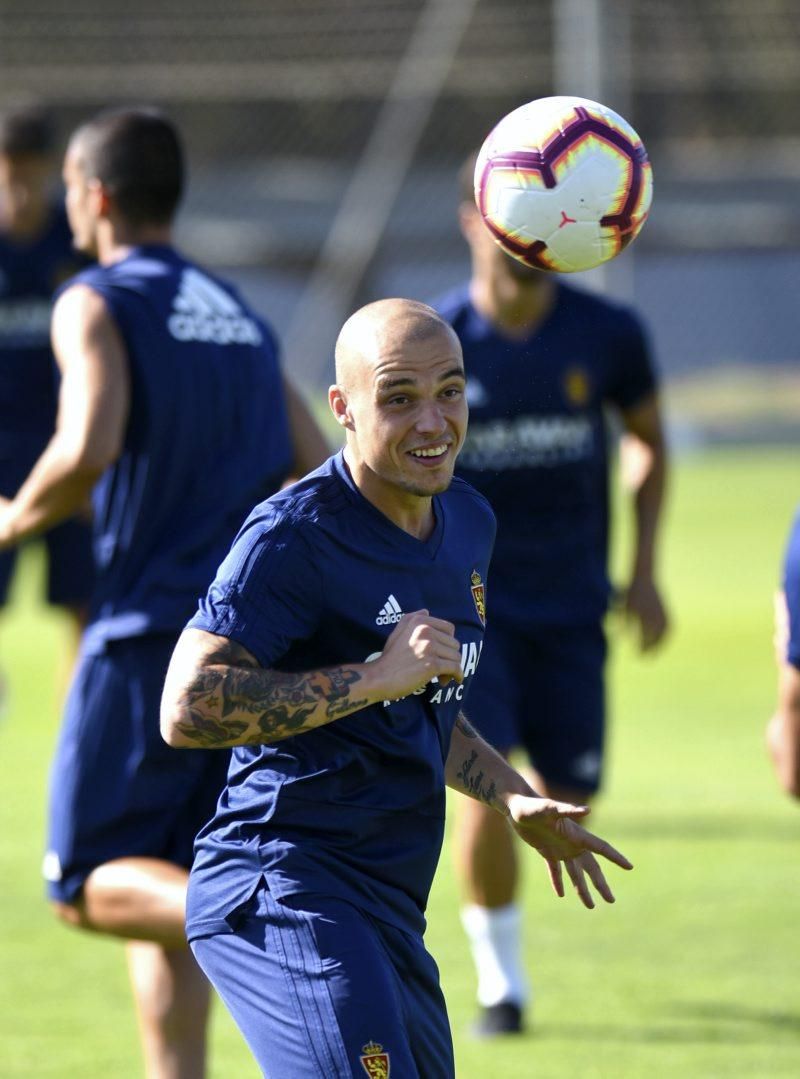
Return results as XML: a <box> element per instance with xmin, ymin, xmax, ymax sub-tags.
<box><xmin>564</xmin><ymin>366</ymin><xmax>590</xmax><ymax>407</ymax></box>
<box><xmin>359</xmin><ymin>1040</ymin><xmax>390</xmax><ymax>1078</ymax></box>
<box><xmin>470</xmin><ymin>569</ymin><xmax>486</xmax><ymax>626</ymax></box>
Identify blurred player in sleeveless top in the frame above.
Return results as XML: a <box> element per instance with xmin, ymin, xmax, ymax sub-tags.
<box><xmin>0</xmin><ymin>107</ymin><xmax>328</xmax><ymax>1077</ymax></box>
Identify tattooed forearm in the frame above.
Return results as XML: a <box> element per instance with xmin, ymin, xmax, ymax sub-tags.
<box><xmin>455</xmin><ymin>749</ymin><xmax>500</xmax><ymax>807</ymax></box>
<box><xmin>455</xmin><ymin>710</ymin><xmax>478</xmax><ymax>738</ymax></box>
<box><xmin>162</xmin><ymin>630</ymin><xmax>377</xmax><ymax>749</ymax></box>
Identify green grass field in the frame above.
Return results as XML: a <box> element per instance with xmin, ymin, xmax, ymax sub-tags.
<box><xmin>1</xmin><ymin>447</ymin><xmax>799</xmax><ymax>1078</ymax></box>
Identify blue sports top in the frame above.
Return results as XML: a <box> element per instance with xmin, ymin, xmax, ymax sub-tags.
<box><xmin>783</xmin><ymin>507</ymin><xmax>800</xmax><ymax>670</ymax></box>
<box><xmin>436</xmin><ymin>281</ymin><xmax>657</xmax><ymax>626</ymax></box>
<box><xmin>0</xmin><ymin>203</ymin><xmax>84</xmax><ymax>451</ymax></box>
<box><xmin>185</xmin><ymin>451</ymin><xmax>496</xmax><ymax>940</ymax></box>
<box><xmin>66</xmin><ymin>245</ymin><xmax>293</xmax><ymax>650</ymax></box>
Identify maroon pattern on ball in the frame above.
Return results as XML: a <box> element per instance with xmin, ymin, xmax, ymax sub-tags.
<box><xmin>478</xmin><ymin>106</ymin><xmax>648</xmax><ymax>265</ymax></box>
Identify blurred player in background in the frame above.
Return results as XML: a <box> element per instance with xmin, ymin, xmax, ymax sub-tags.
<box><xmin>0</xmin><ymin>107</ymin><xmax>328</xmax><ymax>1078</ymax></box>
<box><xmin>434</xmin><ymin>153</ymin><xmax>669</xmax><ymax>1036</ymax></box>
<box><xmin>767</xmin><ymin>507</ymin><xmax>800</xmax><ymax>799</ymax></box>
<box><xmin>0</xmin><ymin>104</ymin><xmax>94</xmax><ymax>700</ymax></box>
<box><xmin>160</xmin><ymin>298</ymin><xmax>632</xmax><ymax>1078</ymax></box>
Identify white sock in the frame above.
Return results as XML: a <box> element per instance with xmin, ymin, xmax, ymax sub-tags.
<box><xmin>460</xmin><ymin>902</ymin><xmax>530</xmax><ymax>1008</ymax></box>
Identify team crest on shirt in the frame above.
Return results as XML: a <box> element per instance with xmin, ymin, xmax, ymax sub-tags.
<box><xmin>564</xmin><ymin>365</ymin><xmax>590</xmax><ymax>407</ymax></box>
<box><xmin>359</xmin><ymin>1040</ymin><xmax>390</xmax><ymax>1078</ymax></box>
<box><xmin>470</xmin><ymin>569</ymin><xmax>486</xmax><ymax>626</ymax></box>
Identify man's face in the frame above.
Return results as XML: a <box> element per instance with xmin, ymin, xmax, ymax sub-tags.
<box><xmin>62</xmin><ymin>140</ymin><xmax>99</xmax><ymax>256</ymax></box>
<box><xmin>339</xmin><ymin>323</ymin><xmax>468</xmax><ymax>502</ymax></box>
<box><xmin>0</xmin><ymin>153</ymin><xmax>51</xmax><ymax>233</ymax></box>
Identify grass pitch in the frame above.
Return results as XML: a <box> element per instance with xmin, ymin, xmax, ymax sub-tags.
<box><xmin>1</xmin><ymin>447</ymin><xmax>799</xmax><ymax>1078</ymax></box>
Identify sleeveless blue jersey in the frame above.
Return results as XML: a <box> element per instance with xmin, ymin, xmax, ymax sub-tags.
<box><xmin>783</xmin><ymin>507</ymin><xmax>800</xmax><ymax>670</ymax></box>
<box><xmin>436</xmin><ymin>282</ymin><xmax>657</xmax><ymax>626</ymax></box>
<box><xmin>0</xmin><ymin>204</ymin><xmax>83</xmax><ymax>452</ymax></box>
<box><xmin>185</xmin><ymin>451</ymin><xmax>496</xmax><ymax>939</ymax></box>
<box><xmin>66</xmin><ymin>245</ymin><xmax>294</xmax><ymax>650</ymax></box>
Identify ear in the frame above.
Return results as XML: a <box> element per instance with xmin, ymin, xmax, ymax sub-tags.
<box><xmin>328</xmin><ymin>385</ymin><xmax>354</xmax><ymax>431</ymax></box>
<box><xmin>89</xmin><ymin>179</ymin><xmax>111</xmax><ymax>219</ymax></box>
<box><xmin>458</xmin><ymin>202</ymin><xmax>480</xmax><ymax>243</ymax></box>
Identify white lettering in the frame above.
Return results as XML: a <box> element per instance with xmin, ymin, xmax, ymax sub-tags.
<box><xmin>458</xmin><ymin>414</ymin><xmax>594</xmax><ymax>470</ymax></box>
<box><xmin>168</xmin><ymin>312</ymin><xmax>262</xmax><ymax>347</ymax></box>
<box><xmin>462</xmin><ymin>641</ymin><xmax>479</xmax><ymax>679</ymax></box>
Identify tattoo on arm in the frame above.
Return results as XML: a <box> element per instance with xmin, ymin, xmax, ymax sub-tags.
<box><xmin>455</xmin><ymin>711</ymin><xmax>479</xmax><ymax>738</ymax></box>
<box><xmin>172</xmin><ymin>636</ymin><xmax>369</xmax><ymax>748</ymax></box>
<box><xmin>455</xmin><ymin>749</ymin><xmax>499</xmax><ymax>808</ymax></box>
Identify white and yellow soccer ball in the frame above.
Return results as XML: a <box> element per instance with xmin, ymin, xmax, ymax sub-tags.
<box><xmin>474</xmin><ymin>96</ymin><xmax>653</xmax><ymax>273</ymax></box>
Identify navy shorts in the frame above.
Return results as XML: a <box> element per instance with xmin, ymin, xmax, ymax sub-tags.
<box><xmin>44</xmin><ymin>633</ymin><xmax>230</xmax><ymax>903</ymax></box>
<box><xmin>192</xmin><ymin>879</ymin><xmax>454</xmax><ymax>1079</ymax></box>
<box><xmin>466</xmin><ymin>621</ymin><xmax>607</xmax><ymax>795</ymax></box>
<box><xmin>0</xmin><ymin>452</ymin><xmax>94</xmax><ymax>608</ymax></box>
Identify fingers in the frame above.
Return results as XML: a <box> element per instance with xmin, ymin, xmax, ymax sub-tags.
<box><xmin>577</xmin><ymin>828</ymin><xmax>634</xmax><ymax>871</ymax></box>
<box><xmin>546</xmin><ymin>858</ymin><xmax>564</xmax><ymax>899</ymax></box>
<box><xmin>548</xmin><ymin>800</ymin><xmax>591</xmax><ymax>820</ymax></box>
<box><xmin>406</xmin><ymin>614</ymin><xmax>463</xmax><ymax>683</ymax></box>
<box><xmin>399</xmin><ymin>610</ymin><xmax>458</xmax><ymax>636</ymax></box>
<box><xmin>565</xmin><ymin>857</ymin><xmax>595</xmax><ymax>909</ymax></box>
<box><xmin>382</xmin><ymin>610</ymin><xmax>464</xmax><ymax>689</ymax></box>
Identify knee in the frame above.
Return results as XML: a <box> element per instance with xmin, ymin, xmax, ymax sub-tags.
<box><xmin>50</xmin><ymin>898</ymin><xmax>89</xmax><ymax>929</ymax></box>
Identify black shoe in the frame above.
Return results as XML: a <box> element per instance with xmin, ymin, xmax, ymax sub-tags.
<box><xmin>473</xmin><ymin>1001</ymin><xmax>524</xmax><ymax>1037</ymax></box>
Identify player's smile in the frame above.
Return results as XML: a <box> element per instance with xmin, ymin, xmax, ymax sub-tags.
<box><xmin>407</xmin><ymin>441</ymin><xmax>452</xmax><ymax>466</ymax></box>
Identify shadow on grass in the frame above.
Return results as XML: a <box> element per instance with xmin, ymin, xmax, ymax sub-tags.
<box><xmin>667</xmin><ymin>1000</ymin><xmax>800</xmax><ymax>1033</ymax></box>
<box><xmin>610</xmin><ymin>817</ymin><xmax>800</xmax><ymax>843</ymax></box>
<box><xmin>537</xmin><ymin>1001</ymin><xmax>800</xmax><ymax>1045</ymax></box>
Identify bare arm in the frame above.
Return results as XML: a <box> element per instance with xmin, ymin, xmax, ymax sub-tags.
<box><xmin>0</xmin><ymin>284</ymin><xmax>129</xmax><ymax>547</ymax></box>
<box><xmin>283</xmin><ymin>376</ymin><xmax>331</xmax><ymax>480</ymax></box>
<box><xmin>161</xmin><ymin>611</ymin><xmax>464</xmax><ymax>748</ymax></box>
<box><xmin>620</xmin><ymin>392</ymin><xmax>669</xmax><ymax>651</ymax></box>
<box><xmin>446</xmin><ymin>712</ymin><xmax>633</xmax><ymax>907</ymax></box>
<box><xmin>767</xmin><ymin>590</ymin><xmax>800</xmax><ymax>799</ymax></box>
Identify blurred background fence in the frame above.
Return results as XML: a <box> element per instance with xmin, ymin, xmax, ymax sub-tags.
<box><xmin>1</xmin><ymin>0</ymin><xmax>798</xmax><ymax>443</ymax></box>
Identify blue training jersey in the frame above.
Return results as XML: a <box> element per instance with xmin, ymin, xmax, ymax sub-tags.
<box><xmin>66</xmin><ymin>245</ymin><xmax>294</xmax><ymax>650</ymax></box>
<box><xmin>436</xmin><ymin>281</ymin><xmax>657</xmax><ymax>626</ymax></box>
<box><xmin>185</xmin><ymin>451</ymin><xmax>496</xmax><ymax>940</ymax></box>
<box><xmin>783</xmin><ymin>507</ymin><xmax>800</xmax><ymax>670</ymax></box>
<box><xmin>0</xmin><ymin>203</ymin><xmax>83</xmax><ymax>453</ymax></box>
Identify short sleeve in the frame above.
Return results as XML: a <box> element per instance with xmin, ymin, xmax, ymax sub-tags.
<box><xmin>605</xmin><ymin>306</ymin><xmax>659</xmax><ymax>412</ymax></box>
<box><xmin>187</xmin><ymin>508</ymin><xmax>323</xmax><ymax>668</ymax></box>
<box><xmin>783</xmin><ymin>510</ymin><xmax>800</xmax><ymax>670</ymax></box>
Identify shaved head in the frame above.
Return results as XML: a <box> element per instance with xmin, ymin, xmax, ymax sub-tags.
<box><xmin>328</xmin><ymin>297</ymin><xmax>467</xmax><ymax>527</ymax></box>
<box><xmin>334</xmin><ymin>299</ymin><xmax>460</xmax><ymax>389</ymax></box>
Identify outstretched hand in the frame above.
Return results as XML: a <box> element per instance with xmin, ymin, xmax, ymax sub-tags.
<box><xmin>623</xmin><ymin>575</ymin><xmax>669</xmax><ymax>652</ymax></box>
<box><xmin>506</xmin><ymin>794</ymin><xmax>633</xmax><ymax>908</ymax></box>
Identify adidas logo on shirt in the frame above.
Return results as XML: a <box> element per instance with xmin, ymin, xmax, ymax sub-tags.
<box><xmin>376</xmin><ymin>594</ymin><xmax>403</xmax><ymax>626</ymax></box>
<box><xmin>168</xmin><ymin>268</ymin><xmax>262</xmax><ymax>346</ymax></box>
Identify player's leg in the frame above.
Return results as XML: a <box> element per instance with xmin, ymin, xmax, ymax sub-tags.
<box><xmin>192</xmin><ymin>881</ymin><xmax>455</xmax><ymax>1078</ymax></box>
<box><xmin>127</xmin><ymin>940</ymin><xmax>211</xmax><ymax>1079</ymax></box>
<box><xmin>45</xmin><ymin>634</ymin><xmax>230</xmax><ymax>1077</ymax></box>
<box><xmin>0</xmin><ymin>544</ymin><xmax>18</xmax><ymax>718</ymax></box>
<box><xmin>452</xmin><ymin>622</ymin><xmax>530</xmax><ymax>1035</ymax></box>
<box><xmin>54</xmin><ymin>856</ymin><xmax>188</xmax><ymax>947</ymax></box>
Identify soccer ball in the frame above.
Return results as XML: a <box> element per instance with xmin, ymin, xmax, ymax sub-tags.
<box><xmin>474</xmin><ymin>96</ymin><xmax>653</xmax><ymax>273</ymax></box>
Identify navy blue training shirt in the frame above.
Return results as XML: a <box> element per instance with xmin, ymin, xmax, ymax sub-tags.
<box><xmin>0</xmin><ymin>203</ymin><xmax>83</xmax><ymax>453</ymax></box>
<box><xmin>435</xmin><ymin>281</ymin><xmax>657</xmax><ymax>626</ymax></box>
<box><xmin>783</xmin><ymin>507</ymin><xmax>800</xmax><ymax>671</ymax></box>
<box><xmin>185</xmin><ymin>451</ymin><xmax>496</xmax><ymax>940</ymax></box>
<box><xmin>65</xmin><ymin>245</ymin><xmax>293</xmax><ymax>650</ymax></box>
